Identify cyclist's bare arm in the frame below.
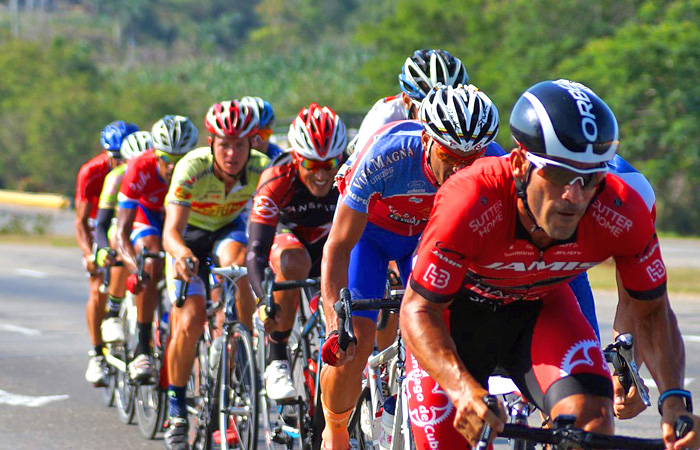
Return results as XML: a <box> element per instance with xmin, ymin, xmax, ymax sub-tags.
<box><xmin>611</xmin><ymin>270</ymin><xmax>650</xmax><ymax>419</ymax></box>
<box><xmin>320</xmin><ymin>202</ymin><xmax>368</xmax><ymax>335</ymax></box>
<box><xmin>74</xmin><ymin>200</ymin><xmax>96</xmax><ymax>271</ymax></box>
<box><xmin>400</xmin><ymin>283</ymin><xmax>505</xmax><ymax>444</ymax></box>
<box><xmin>163</xmin><ymin>202</ymin><xmax>198</xmax><ymax>281</ymax></box>
<box><xmin>115</xmin><ymin>206</ymin><xmax>139</xmax><ymax>273</ymax></box>
<box><xmin>615</xmin><ymin>288</ymin><xmax>700</xmax><ymax>448</ymax></box>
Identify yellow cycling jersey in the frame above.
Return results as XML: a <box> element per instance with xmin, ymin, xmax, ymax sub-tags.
<box><xmin>97</xmin><ymin>164</ymin><xmax>127</xmax><ymax>211</ymax></box>
<box><xmin>166</xmin><ymin>146</ymin><xmax>269</xmax><ymax>232</ymax></box>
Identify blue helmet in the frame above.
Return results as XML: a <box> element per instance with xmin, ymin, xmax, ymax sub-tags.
<box><xmin>241</xmin><ymin>96</ymin><xmax>276</xmax><ymax>130</ymax></box>
<box><xmin>100</xmin><ymin>120</ymin><xmax>139</xmax><ymax>156</ymax></box>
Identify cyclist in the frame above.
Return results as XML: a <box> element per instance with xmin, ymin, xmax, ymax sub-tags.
<box><xmin>247</xmin><ymin>103</ymin><xmax>347</xmax><ymax>400</ymax></box>
<box><xmin>319</xmin><ymin>84</ymin><xmax>503</xmax><ymax>450</ymax></box>
<box><xmin>241</xmin><ymin>95</ymin><xmax>285</xmax><ymax>161</ymax></box>
<box><xmin>75</xmin><ymin>120</ymin><xmax>138</xmax><ymax>386</ymax></box>
<box><xmin>116</xmin><ymin>116</ymin><xmax>199</xmax><ymax>382</ymax></box>
<box><xmin>348</xmin><ymin>48</ymin><xmax>468</xmax><ymax>154</ymax></box>
<box><xmin>94</xmin><ymin>131</ymin><xmax>153</xmax><ymax>345</ymax></box>
<box><xmin>400</xmin><ymin>79</ymin><xmax>700</xmax><ymax>449</ymax></box>
<box><xmin>162</xmin><ymin>99</ymin><xmax>269</xmax><ymax>449</ymax></box>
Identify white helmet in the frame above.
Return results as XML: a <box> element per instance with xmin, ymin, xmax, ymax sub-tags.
<box><xmin>420</xmin><ymin>83</ymin><xmax>499</xmax><ymax>156</ymax></box>
<box><xmin>151</xmin><ymin>115</ymin><xmax>199</xmax><ymax>155</ymax></box>
<box><xmin>120</xmin><ymin>131</ymin><xmax>153</xmax><ymax>160</ymax></box>
<box><xmin>399</xmin><ymin>49</ymin><xmax>469</xmax><ymax>100</ymax></box>
<box><xmin>288</xmin><ymin>103</ymin><xmax>347</xmax><ymax>160</ymax></box>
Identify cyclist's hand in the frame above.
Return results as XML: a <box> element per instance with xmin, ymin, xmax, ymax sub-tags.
<box><xmin>84</xmin><ymin>255</ymin><xmax>99</xmax><ymax>275</ymax></box>
<box><xmin>126</xmin><ymin>272</ymin><xmax>149</xmax><ymax>295</ymax></box>
<box><xmin>256</xmin><ymin>300</ymin><xmax>282</xmax><ymax>333</ymax></box>
<box><xmin>95</xmin><ymin>248</ymin><xmax>115</xmax><ymax>268</ymax></box>
<box><xmin>175</xmin><ymin>254</ymin><xmax>198</xmax><ymax>282</ymax></box>
<box><xmin>453</xmin><ymin>387</ymin><xmax>505</xmax><ymax>445</ymax></box>
<box><xmin>661</xmin><ymin>403</ymin><xmax>699</xmax><ymax>450</ymax></box>
<box><xmin>320</xmin><ymin>330</ymin><xmax>355</xmax><ymax>367</ymax></box>
<box><xmin>613</xmin><ymin>374</ymin><xmax>648</xmax><ymax>419</ymax></box>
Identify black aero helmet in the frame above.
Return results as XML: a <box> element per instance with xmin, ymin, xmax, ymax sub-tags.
<box><xmin>510</xmin><ymin>79</ymin><xmax>619</xmax><ymax>164</ymax></box>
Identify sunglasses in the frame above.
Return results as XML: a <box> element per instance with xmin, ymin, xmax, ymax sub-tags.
<box><xmin>432</xmin><ymin>139</ymin><xmax>485</xmax><ymax>167</ymax></box>
<box><xmin>526</xmin><ymin>151</ymin><xmax>607</xmax><ymax>190</ymax></box>
<box><xmin>256</xmin><ymin>128</ymin><xmax>274</xmax><ymax>141</ymax></box>
<box><xmin>296</xmin><ymin>154</ymin><xmax>343</xmax><ymax>172</ymax></box>
<box><xmin>155</xmin><ymin>149</ymin><xmax>185</xmax><ymax>164</ymax></box>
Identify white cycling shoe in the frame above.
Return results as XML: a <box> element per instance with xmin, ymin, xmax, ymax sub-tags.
<box><xmin>264</xmin><ymin>360</ymin><xmax>297</xmax><ymax>401</ymax></box>
<box><xmin>101</xmin><ymin>317</ymin><xmax>125</xmax><ymax>343</ymax></box>
<box><xmin>85</xmin><ymin>350</ymin><xmax>108</xmax><ymax>387</ymax></box>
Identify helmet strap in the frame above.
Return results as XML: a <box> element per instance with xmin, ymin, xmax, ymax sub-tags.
<box><xmin>515</xmin><ymin>165</ymin><xmax>544</xmax><ymax>234</ymax></box>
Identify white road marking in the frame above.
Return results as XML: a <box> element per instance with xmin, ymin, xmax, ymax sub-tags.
<box><xmin>0</xmin><ymin>324</ymin><xmax>42</xmax><ymax>336</ymax></box>
<box><xmin>15</xmin><ymin>268</ymin><xmax>47</xmax><ymax>278</ymax></box>
<box><xmin>0</xmin><ymin>389</ymin><xmax>69</xmax><ymax>407</ymax></box>
<box><xmin>684</xmin><ymin>335</ymin><xmax>700</xmax><ymax>343</ymax></box>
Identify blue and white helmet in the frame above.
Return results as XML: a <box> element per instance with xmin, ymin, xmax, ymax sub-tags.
<box><xmin>399</xmin><ymin>49</ymin><xmax>469</xmax><ymax>101</ymax></box>
<box><xmin>100</xmin><ymin>121</ymin><xmax>139</xmax><ymax>157</ymax></box>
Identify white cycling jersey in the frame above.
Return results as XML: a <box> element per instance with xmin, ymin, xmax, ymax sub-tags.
<box><xmin>349</xmin><ymin>95</ymin><xmax>409</xmax><ymax>154</ymax></box>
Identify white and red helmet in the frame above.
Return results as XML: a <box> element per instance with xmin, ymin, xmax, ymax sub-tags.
<box><xmin>205</xmin><ymin>100</ymin><xmax>260</xmax><ymax>139</ymax></box>
<box><xmin>288</xmin><ymin>103</ymin><xmax>347</xmax><ymax>160</ymax></box>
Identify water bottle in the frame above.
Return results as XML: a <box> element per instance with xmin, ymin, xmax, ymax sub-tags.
<box><xmin>209</xmin><ymin>336</ymin><xmax>223</xmax><ymax>377</ymax></box>
<box><xmin>379</xmin><ymin>395</ymin><xmax>397</xmax><ymax>449</ymax></box>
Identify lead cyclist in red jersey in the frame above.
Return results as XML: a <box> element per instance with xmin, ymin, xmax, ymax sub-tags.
<box><xmin>247</xmin><ymin>103</ymin><xmax>347</xmax><ymax>400</ymax></box>
<box><xmin>76</xmin><ymin>120</ymin><xmax>138</xmax><ymax>387</ymax></box>
<box><xmin>401</xmin><ymin>79</ymin><xmax>700</xmax><ymax>450</ymax></box>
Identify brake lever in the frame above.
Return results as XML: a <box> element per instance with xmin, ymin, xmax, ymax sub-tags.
<box><xmin>334</xmin><ymin>288</ymin><xmax>356</xmax><ymax>351</ymax></box>
<box><xmin>614</xmin><ymin>333</ymin><xmax>651</xmax><ymax>407</ymax></box>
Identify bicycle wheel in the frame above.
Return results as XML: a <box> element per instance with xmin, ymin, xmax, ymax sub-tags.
<box><xmin>116</xmin><ymin>302</ymin><xmax>137</xmax><ymax>424</ymax></box>
<box><xmin>348</xmin><ymin>387</ymin><xmax>376</xmax><ymax>450</ymax></box>
<box><xmin>102</xmin><ymin>361</ymin><xmax>117</xmax><ymax>407</ymax></box>
<box><xmin>136</xmin><ymin>301</ymin><xmax>169</xmax><ymax>438</ymax></box>
<box><xmin>219</xmin><ymin>322</ymin><xmax>259</xmax><ymax>450</ymax></box>
<box><xmin>289</xmin><ymin>328</ymin><xmax>319</xmax><ymax>450</ymax></box>
<box><xmin>187</xmin><ymin>339</ymin><xmax>217</xmax><ymax>450</ymax></box>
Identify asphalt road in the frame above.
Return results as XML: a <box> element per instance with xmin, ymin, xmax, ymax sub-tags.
<box><xmin>0</xmin><ymin>242</ymin><xmax>699</xmax><ymax>449</ymax></box>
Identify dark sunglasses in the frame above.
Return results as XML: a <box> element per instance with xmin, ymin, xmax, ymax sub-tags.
<box><xmin>432</xmin><ymin>139</ymin><xmax>484</xmax><ymax>167</ymax></box>
<box><xmin>155</xmin><ymin>149</ymin><xmax>185</xmax><ymax>164</ymax></box>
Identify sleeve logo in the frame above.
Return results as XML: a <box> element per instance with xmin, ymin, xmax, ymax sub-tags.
<box><xmin>252</xmin><ymin>195</ymin><xmax>279</xmax><ymax>219</ymax></box>
<box><xmin>422</xmin><ymin>263</ymin><xmax>450</xmax><ymax>289</ymax></box>
<box><xmin>646</xmin><ymin>259</ymin><xmax>666</xmax><ymax>282</ymax></box>
<box><xmin>174</xmin><ymin>186</ymin><xmax>192</xmax><ymax>200</ymax></box>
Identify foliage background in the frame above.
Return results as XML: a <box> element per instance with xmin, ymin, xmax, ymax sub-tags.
<box><xmin>0</xmin><ymin>0</ymin><xmax>698</xmax><ymax>234</ymax></box>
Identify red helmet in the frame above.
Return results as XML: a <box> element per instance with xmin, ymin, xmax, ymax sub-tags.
<box><xmin>288</xmin><ymin>103</ymin><xmax>347</xmax><ymax>160</ymax></box>
<box><xmin>205</xmin><ymin>100</ymin><xmax>259</xmax><ymax>138</ymax></box>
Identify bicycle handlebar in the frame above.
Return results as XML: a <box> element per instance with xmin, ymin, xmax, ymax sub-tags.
<box><xmin>479</xmin><ymin>394</ymin><xmax>692</xmax><ymax>449</ymax></box>
<box><xmin>175</xmin><ymin>257</ymin><xmax>195</xmax><ymax>308</ymax></box>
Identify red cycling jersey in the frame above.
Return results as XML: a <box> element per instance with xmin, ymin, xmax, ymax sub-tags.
<box><xmin>410</xmin><ymin>156</ymin><xmax>666</xmax><ymax>304</ymax></box>
<box><xmin>75</xmin><ymin>152</ymin><xmax>113</xmax><ymax>219</ymax></box>
<box><xmin>250</xmin><ymin>159</ymin><xmax>337</xmax><ymax>245</ymax></box>
<box><xmin>118</xmin><ymin>151</ymin><xmax>168</xmax><ymax>224</ymax></box>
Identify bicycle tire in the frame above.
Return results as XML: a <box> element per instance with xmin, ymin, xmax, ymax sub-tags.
<box><xmin>187</xmin><ymin>339</ymin><xmax>217</xmax><ymax>450</ymax></box>
<box><xmin>136</xmin><ymin>299</ymin><xmax>168</xmax><ymax>438</ymax></box>
<box><xmin>289</xmin><ymin>327</ymin><xmax>318</xmax><ymax>450</ymax></box>
<box><xmin>116</xmin><ymin>301</ymin><xmax>137</xmax><ymax>424</ymax></box>
<box><xmin>348</xmin><ymin>387</ymin><xmax>376</xmax><ymax>450</ymax></box>
<box><xmin>219</xmin><ymin>322</ymin><xmax>259</xmax><ymax>450</ymax></box>
<box><xmin>102</xmin><ymin>363</ymin><xmax>117</xmax><ymax>407</ymax></box>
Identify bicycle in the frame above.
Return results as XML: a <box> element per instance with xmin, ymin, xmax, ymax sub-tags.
<box><xmin>176</xmin><ymin>262</ymin><xmax>259</xmax><ymax>450</ymax></box>
<box><xmin>255</xmin><ymin>268</ymin><xmax>325</xmax><ymax>450</ymax></box>
<box><xmin>479</xmin><ymin>394</ymin><xmax>693</xmax><ymax>450</ymax></box>
<box><xmin>335</xmin><ymin>287</ymin><xmax>413</xmax><ymax>450</ymax></box>
<box><xmin>492</xmin><ymin>333</ymin><xmax>656</xmax><ymax>450</ymax></box>
<box><xmin>134</xmin><ymin>257</ymin><xmax>170</xmax><ymax>439</ymax></box>
<box><xmin>102</xmin><ymin>248</ymin><xmax>165</xmax><ymax>424</ymax></box>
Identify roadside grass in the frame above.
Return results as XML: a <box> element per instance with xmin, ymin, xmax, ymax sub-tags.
<box><xmin>0</xmin><ymin>233</ymin><xmax>76</xmax><ymax>247</ymax></box>
<box><xmin>587</xmin><ymin>260</ymin><xmax>700</xmax><ymax>295</ymax></box>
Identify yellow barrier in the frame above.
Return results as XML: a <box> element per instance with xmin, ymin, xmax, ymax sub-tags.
<box><xmin>0</xmin><ymin>189</ymin><xmax>71</xmax><ymax>209</ymax></box>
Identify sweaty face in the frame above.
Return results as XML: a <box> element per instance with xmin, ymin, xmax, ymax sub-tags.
<box><xmin>525</xmin><ymin>163</ymin><xmax>598</xmax><ymax>240</ymax></box>
<box><xmin>212</xmin><ymin>135</ymin><xmax>250</xmax><ymax>177</ymax></box>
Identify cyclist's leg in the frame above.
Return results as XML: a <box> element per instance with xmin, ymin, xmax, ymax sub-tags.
<box><xmin>85</xmin><ymin>270</ymin><xmax>108</xmax><ymax>385</ymax></box>
<box><xmin>519</xmin><ymin>284</ymin><xmax>614</xmax><ymax>434</ymax></box>
<box><xmin>213</xmin><ymin>215</ymin><xmax>255</xmax><ymax>331</ymax></box>
<box><xmin>101</xmin><ymin>221</ymin><xmax>128</xmax><ymax>343</ymax></box>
